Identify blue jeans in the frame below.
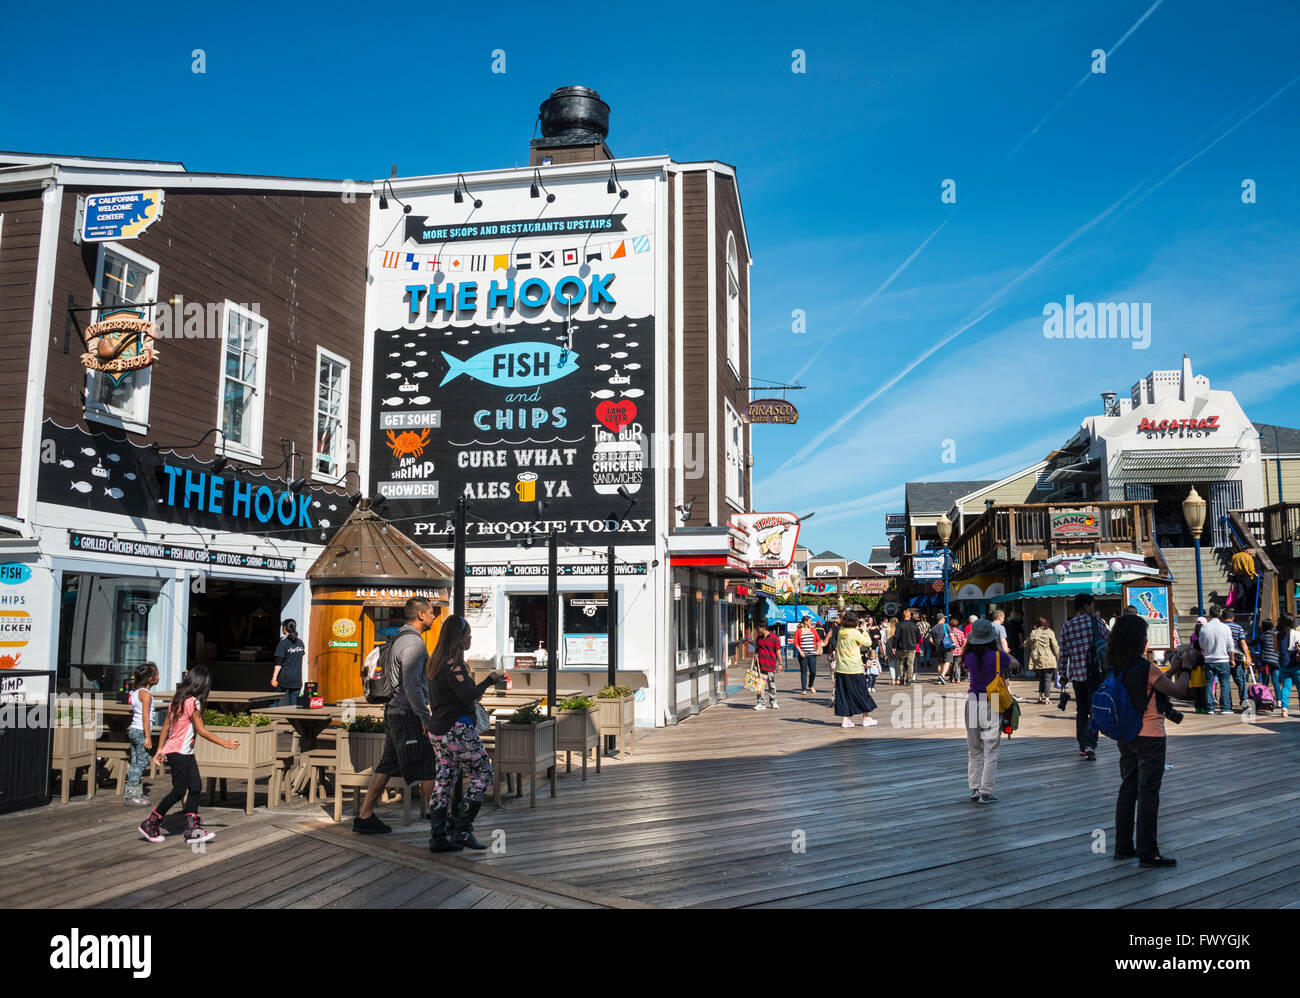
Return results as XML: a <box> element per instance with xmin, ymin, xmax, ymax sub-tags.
<box><xmin>278</xmin><ymin>686</ymin><xmax>301</xmax><ymax>707</ymax></box>
<box><xmin>1277</xmin><ymin>667</ymin><xmax>1300</xmax><ymax>711</ymax></box>
<box><xmin>1204</xmin><ymin>660</ymin><xmax>1232</xmax><ymax>712</ymax></box>
<box><xmin>126</xmin><ymin>728</ymin><xmax>149</xmax><ymax>797</ymax></box>
<box><xmin>1231</xmin><ymin>663</ymin><xmax>1249</xmax><ymax>703</ymax></box>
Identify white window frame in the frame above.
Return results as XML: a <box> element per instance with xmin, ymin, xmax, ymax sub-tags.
<box><xmin>311</xmin><ymin>345</ymin><xmax>350</xmax><ymax>485</ymax></box>
<box><xmin>84</xmin><ymin>241</ymin><xmax>159</xmax><ymax>435</ymax></box>
<box><xmin>725</xmin><ymin>231</ymin><xmax>740</xmax><ymax>378</ymax></box>
<box><xmin>725</xmin><ymin>399</ymin><xmax>745</xmax><ymax>510</ymax></box>
<box><xmin>214</xmin><ymin>300</ymin><xmax>269</xmax><ymax>463</ymax></box>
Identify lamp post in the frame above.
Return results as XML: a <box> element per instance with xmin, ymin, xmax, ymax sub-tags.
<box><xmin>936</xmin><ymin>513</ymin><xmax>953</xmax><ymax>620</ymax></box>
<box><xmin>1183</xmin><ymin>487</ymin><xmax>1207</xmax><ymax>614</ymax></box>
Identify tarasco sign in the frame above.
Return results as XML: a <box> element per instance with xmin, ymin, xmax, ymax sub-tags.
<box><xmin>745</xmin><ymin>398</ymin><xmax>799</xmax><ymax>425</ymax></box>
<box><xmin>1050</xmin><ymin>507</ymin><xmax>1102</xmax><ymax>540</ymax></box>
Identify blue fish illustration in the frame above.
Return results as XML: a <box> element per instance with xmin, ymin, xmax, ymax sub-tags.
<box><xmin>439</xmin><ymin>342</ymin><xmax>579</xmax><ymax>388</ymax></box>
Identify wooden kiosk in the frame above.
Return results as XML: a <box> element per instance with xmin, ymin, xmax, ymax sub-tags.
<box><xmin>306</xmin><ymin>501</ymin><xmax>453</xmax><ymax>703</ymax></box>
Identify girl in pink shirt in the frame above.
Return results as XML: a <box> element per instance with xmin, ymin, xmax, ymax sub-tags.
<box><xmin>138</xmin><ymin>665</ymin><xmax>239</xmax><ymax>845</ymax></box>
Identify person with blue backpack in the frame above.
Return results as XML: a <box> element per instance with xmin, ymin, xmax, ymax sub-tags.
<box><xmin>1093</xmin><ymin>615</ymin><xmax>1191</xmax><ymax>868</ymax></box>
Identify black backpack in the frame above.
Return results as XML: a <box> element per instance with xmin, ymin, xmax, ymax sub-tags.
<box><xmin>365</xmin><ymin>632</ymin><xmax>419</xmax><ymax>704</ymax></box>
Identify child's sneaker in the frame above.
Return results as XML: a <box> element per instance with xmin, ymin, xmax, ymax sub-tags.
<box><xmin>184</xmin><ymin>813</ymin><xmax>215</xmax><ymax>844</ymax></box>
<box><xmin>862</xmin><ymin>717</ymin><xmax>878</xmax><ymax>726</ymax></box>
<box><xmin>138</xmin><ymin>809</ymin><xmax>165</xmax><ymax>843</ymax></box>
<box><xmin>754</xmin><ymin>701</ymin><xmax>767</xmax><ymax>710</ymax></box>
<box><xmin>770</xmin><ymin>701</ymin><xmax>779</xmax><ymax>709</ymax></box>
<box><xmin>841</xmin><ymin>718</ymin><xmax>855</xmax><ymax>728</ymax></box>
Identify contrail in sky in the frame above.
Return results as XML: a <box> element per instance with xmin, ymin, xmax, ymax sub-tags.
<box><xmin>1006</xmin><ymin>0</ymin><xmax>1165</xmax><ymax>159</ymax></box>
<box><xmin>790</xmin><ymin>218</ymin><xmax>951</xmax><ymax>386</ymax></box>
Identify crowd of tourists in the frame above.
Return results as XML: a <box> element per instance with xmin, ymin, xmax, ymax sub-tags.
<box><xmin>746</xmin><ymin>594</ymin><xmax>1300</xmax><ymax>870</ymax></box>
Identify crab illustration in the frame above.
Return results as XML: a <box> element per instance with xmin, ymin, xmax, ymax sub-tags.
<box><xmin>0</xmin><ymin>651</ymin><xmax>21</xmax><ymax>669</ymax></box>
<box><xmin>387</xmin><ymin>428</ymin><xmax>431</xmax><ymax>459</ymax></box>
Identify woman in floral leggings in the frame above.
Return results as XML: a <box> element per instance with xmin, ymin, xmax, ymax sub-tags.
<box><xmin>425</xmin><ymin>616</ymin><xmax>505</xmax><ymax>853</ymax></box>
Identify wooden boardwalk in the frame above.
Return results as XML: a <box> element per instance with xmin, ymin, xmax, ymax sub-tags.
<box><xmin>3</xmin><ymin>667</ymin><xmax>1298</xmax><ymax>908</ymax></box>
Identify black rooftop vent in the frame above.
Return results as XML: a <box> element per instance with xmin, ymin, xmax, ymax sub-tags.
<box><xmin>538</xmin><ymin>86</ymin><xmax>610</xmax><ymax>144</ymax></box>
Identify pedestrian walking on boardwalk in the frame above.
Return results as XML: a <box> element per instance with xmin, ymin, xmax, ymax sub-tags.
<box><xmin>426</xmin><ymin>615</ymin><xmax>507</xmax><ymax>852</ymax></box>
<box><xmin>1108</xmin><ymin>615</ymin><xmax>1191</xmax><ymax>868</ymax></box>
<box><xmin>832</xmin><ymin>611</ymin><xmax>877</xmax><ymax>728</ymax></box>
<box><xmin>754</xmin><ymin>621</ymin><xmax>782</xmax><ymax>709</ymax></box>
<box><xmin>793</xmin><ymin>615</ymin><xmax>821</xmax><ymax>695</ymax></box>
<box><xmin>892</xmin><ymin>609</ymin><xmax>921</xmax><ymax>685</ymax></box>
<box><xmin>1025</xmin><ymin>617</ymin><xmax>1060</xmax><ymax>704</ymax></box>
<box><xmin>1060</xmin><ymin>594</ymin><xmax>1110</xmax><ymax>761</ymax></box>
<box><xmin>962</xmin><ymin>619</ymin><xmax>1012</xmax><ymax>804</ymax></box>
<box><xmin>1276</xmin><ymin>614</ymin><xmax>1300</xmax><ymax>717</ymax></box>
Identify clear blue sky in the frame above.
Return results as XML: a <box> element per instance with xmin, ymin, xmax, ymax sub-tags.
<box><xmin>4</xmin><ymin>0</ymin><xmax>1297</xmax><ymax>558</ymax></box>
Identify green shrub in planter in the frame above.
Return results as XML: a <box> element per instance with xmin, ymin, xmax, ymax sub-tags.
<box><xmin>200</xmin><ymin>709</ymin><xmax>271</xmax><ymax>728</ymax></box>
<box><xmin>557</xmin><ymin>694</ymin><xmax>594</xmax><ymax>711</ymax></box>
<box><xmin>508</xmin><ymin>703</ymin><xmax>547</xmax><ymax>725</ymax></box>
<box><xmin>596</xmin><ymin>684</ymin><xmax>634</xmax><ymax>699</ymax></box>
<box><xmin>343</xmin><ymin>715</ymin><xmax>385</xmax><ymax>734</ymax></box>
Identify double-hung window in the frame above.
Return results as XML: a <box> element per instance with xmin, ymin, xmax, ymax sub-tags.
<box><xmin>313</xmin><ymin>347</ymin><xmax>349</xmax><ymax>482</ymax></box>
<box><xmin>85</xmin><ymin>243</ymin><xmax>158</xmax><ymax>432</ymax></box>
<box><xmin>217</xmin><ymin>302</ymin><xmax>268</xmax><ymax>462</ymax></box>
<box><xmin>725</xmin><ymin>232</ymin><xmax>740</xmax><ymax>376</ymax></box>
<box><xmin>725</xmin><ymin>400</ymin><xmax>745</xmax><ymax>509</ymax></box>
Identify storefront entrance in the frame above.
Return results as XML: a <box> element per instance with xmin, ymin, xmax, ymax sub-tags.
<box><xmin>508</xmin><ymin>594</ymin><xmax>550</xmax><ymax>662</ymax></box>
<box><xmin>672</xmin><ymin>569</ymin><xmax>721</xmax><ymax>718</ymax></box>
<box><xmin>1132</xmin><ymin>480</ymin><xmax>1243</xmax><ymax>548</ymax></box>
<box><xmin>189</xmin><ymin>579</ymin><xmax>287</xmax><ymax>689</ymax></box>
<box><xmin>58</xmin><ymin>573</ymin><xmax>168</xmax><ymax>691</ymax></box>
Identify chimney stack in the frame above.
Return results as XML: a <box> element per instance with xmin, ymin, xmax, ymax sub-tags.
<box><xmin>530</xmin><ymin>86</ymin><xmax>614</xmax><ymax>166</ymax></box>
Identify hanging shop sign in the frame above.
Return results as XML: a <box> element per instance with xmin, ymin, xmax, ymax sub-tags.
<box><xmin>843</xmin><ymin>578</ymin><xmax>890</xmax><ymax>595</ymax></box>
<box><xmin>79</xmin><ymin>190</ymin><xmax>165</xmax><ymax>242</ymax></box>
<box><xmin>745</xmin><ymin>399</ymin><xmax>799</xmax><ymax>425</ymax></box>
<box><xmin>465</xmin><ymin>592</ymin><xmax>489</xmax><ymax>612</ymax></box>
<box><xmin>731</xmin><ymin>512</ymin><xmax>800</xmax><ymax>569</ymax></box>
<box><xmin>1049</xmin><ymin>506</ymin><xmax>1102</xmax><ymax>540</ymax></box>
<box><xmin>466</xmin><ymin>562</ymin><xmax>647</xmax><ymax>577</ymax></box>
<box><xmin>80</xmin><ymin>309</ymin><xmax>159</xmax><ymax>384</ymax></box>
<box><xmin>756</xmin><ymin>581</ymin><xmax>783</xmax><ymax>596</ymax></box>
<box><xmin>39</xmin><ymin>420</ymin><xmax>341</xmax><ymax>546</ymax></box>
<box><xmin>912</xmin><ymin>555</ymin><xmax>945</xmax><ymax>580</ymax></box>
<box><xmin>802</xmin><ymin>581</ymin><xmax>837</xmax><ymax>595</ymax></box>
<box><xmin>884</xmin><ymin>514</ymin><xmax>907</xmax><ymax>536</ymax></box>
<box><xmin>69</xmin><ymin>532</ymin><xmax>295</xmax><ymax>572</ymax></box>
<box><xmin>1122</xmin><ymin>579</ymin><xmax>1172</xmax><ymax>651</ymax></box>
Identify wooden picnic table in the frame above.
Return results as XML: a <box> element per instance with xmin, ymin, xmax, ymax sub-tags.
<box><xmin>60</xmin><ymin>688</ymin><xmax>284</xmax><ymax>714</ymax></box>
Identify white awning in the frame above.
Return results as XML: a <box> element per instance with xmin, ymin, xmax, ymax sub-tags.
<box><xmin>1112</xmin><ymin>448</ymin><xmax>1242</xmax><ymax>481</ymax></box>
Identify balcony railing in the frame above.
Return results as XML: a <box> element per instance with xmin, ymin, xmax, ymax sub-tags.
<box><xmin>950</xmin><ymin>501</ymin><xmax>1156</xmax><ymax>576</ymax></box>
<box><xmin>1261</xmin><ymin>502</ymin><xmax>1300</xmax><ymax>562</ymax></box>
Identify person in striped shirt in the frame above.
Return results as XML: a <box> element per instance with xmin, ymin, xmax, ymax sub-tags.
<box><xmin>793</xmin><ymin>615</ymin><xmax>822</xmax><ymax>695</ymax></box>
<box><xmin>1222</xmin><ymin>608</ymin><xmax>1252</xmax><ymax>704</ymax></box>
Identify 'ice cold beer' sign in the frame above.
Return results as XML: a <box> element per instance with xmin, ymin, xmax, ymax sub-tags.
<box><xmin>369</xmin><ymin>316</ymin><xmax>655</xmax><ymax>544</ymax></box>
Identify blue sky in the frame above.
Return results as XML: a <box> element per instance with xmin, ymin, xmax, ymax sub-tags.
<box><xmin>3</xmin><ymin>0</ymin><xmax>1297</xmax><ymax>558</ymax></box>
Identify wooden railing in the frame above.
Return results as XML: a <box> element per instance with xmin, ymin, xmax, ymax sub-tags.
<box><xmin>1261</xmin><ymin>502</ymin><xmax>1300</xmax><ymax>561</ymax></box>
<box><xmin>1225</xmin><ymin>510</ymin><xmax>1280</xmax><ymax>628</ymax></box>
<box><xmin>950</xmin><ymin>501</ymin><xmax>1156</xmax><ymax>575</ymax></box>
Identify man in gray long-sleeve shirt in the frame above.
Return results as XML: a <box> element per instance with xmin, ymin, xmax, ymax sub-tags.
<box><xmin>355</xmin><ymin>597</ymin><xmax>438</xmax><ymax>834</ymax></box>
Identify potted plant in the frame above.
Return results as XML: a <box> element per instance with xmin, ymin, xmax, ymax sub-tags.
<box><xmin>193</xmin><ymin>710</ymin><xmax>279</xmax><ymax>815</ymax></box>
<box><xmin>333</xmin><ymin>715</ymin><xmax>413</xmax><ymax>823</ymax></box>
<box><xmin>51</xmin><ymin>704</ymin><xmax>97</xmax><ymax>803</ymax></box>
<box><xmin>596</xmin><ymin>684</ymin><xmax>636</xmax><ymax>756</ymax></box>
<box><xmin>494</xmin><ymin>704</ymin><xmax>556</xmax><ymax>808</ymax></box>
<box><xmin>554</xmin><ymin>694</ymin><xmax>600</xmax><ymax>779</ymax></box>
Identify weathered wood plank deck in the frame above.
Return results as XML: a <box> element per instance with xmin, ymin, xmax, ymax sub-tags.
<box><xmin>3</xmin><ymin>667</ymin><xmax>1297</xmax><ymax>908</ymax></box>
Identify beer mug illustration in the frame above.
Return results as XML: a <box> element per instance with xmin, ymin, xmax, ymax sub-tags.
<box><xmin>515</xmin><ymin>472</ymin><xmax>538</xmax><ymax>502</ymax></box>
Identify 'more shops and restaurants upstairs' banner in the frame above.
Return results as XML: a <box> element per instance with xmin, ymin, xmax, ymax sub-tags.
<box><xmin>368</xmin><ymin>173</ymin><xmax>658</xmax><ymax>546</ymax></box>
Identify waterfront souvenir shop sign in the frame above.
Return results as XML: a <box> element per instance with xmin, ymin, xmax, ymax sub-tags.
<box><xmin>844</xmin><ymin>578</ymin><xmax>890</xmax><ymax>595</ymax></box>
<box><xmin>70</xmin><ymin>533</ymin><xmax>295</xmax><ymax>572</ymax></box>
<box><xmin>732</xmin><ymin>512</ymin><xmax>800</xmax><ymax>569</ymax></box>
<box><xmin>38</xmin><ymin>420</ymin><xmax>341</xmax><ymax>546</ymax></box>
<box><xmin>1050</xmin><ymin>506</ymin><xmax>1102</xmax><ymax>540</ymax></box>
<box><xmin>745</xmin><ymin>399</ymin><xmax>799</xmax><ymax>425</ymax></box>
<box><xmin>80</xmin><ymin>309</ymin><xmax>158</xmax><ymax>385</ymax></box>
<box><xmin>369</xmin><ymin>315</ymin><xmax>655</xmax><ymax>545</ymax></box>
<box><xmin>79</xmin><ymin>190</ymin><xmax>164</xmax><ymax>242</ymax></box>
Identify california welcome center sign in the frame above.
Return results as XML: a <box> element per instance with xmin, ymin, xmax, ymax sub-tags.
<box><xmin>367</xmin><ymin>171</ymin><xmax>657</xmax><ymax>546</ymax></box>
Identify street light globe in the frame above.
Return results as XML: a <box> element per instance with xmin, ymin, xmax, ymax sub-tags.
<box><xmin>1054</xmin><ymin>564</ymin><xmax>1068</xmax><ymax>577</ymax></box>
<box><xmin>1182</xmin><ymin>487</ymin><xmax>1208</xmax><ymax>539</ymax></box>
<box><xmin>936</xmin><ymin>514</ymin><xmax>953</xmax><ymax>547</ymax></box>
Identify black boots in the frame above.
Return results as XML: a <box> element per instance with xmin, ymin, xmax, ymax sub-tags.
<box><xmin>429</xmin><ymin>806</ymin><xmax>462</xmax><ymax>853</ymax></box>
<box><xmin>448</xmin><ymin>799</ymin><xmax>488</xmax><ymax>850</ymax></box>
